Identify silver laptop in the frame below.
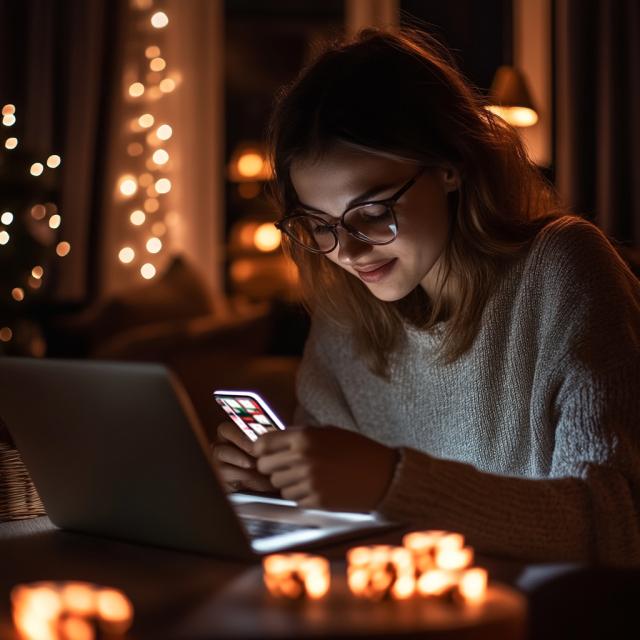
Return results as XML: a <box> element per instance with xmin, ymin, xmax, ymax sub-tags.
<box><xmin>0</xmin><ymin>357</ymin><xmax>392</xmax><ymax>559</ymax></box>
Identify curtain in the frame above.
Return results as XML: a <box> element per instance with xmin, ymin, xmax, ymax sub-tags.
<box><xmin>555</xmin><ymin>0</ymin><xmax>640</xmax><ymax>247</ymax></box>
<box><xmin>0</xmin><ymin>0</ymin><xmax>120</xmax><ymax>304</ymax></box>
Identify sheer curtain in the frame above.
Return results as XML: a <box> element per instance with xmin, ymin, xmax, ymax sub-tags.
<box><xmin>555</xmin><ymin>0</ymin><xmax>640</xmax><ymax>246</ymax></box>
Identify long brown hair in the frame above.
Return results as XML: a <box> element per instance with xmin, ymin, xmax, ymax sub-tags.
<box><xmin>266</xmin><ymin>27</ymin><xmax>567</xmax><ymax>377</ymax></box>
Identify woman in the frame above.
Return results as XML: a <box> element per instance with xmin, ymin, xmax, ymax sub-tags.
<box><xmin>213</xmin><ymin>27</ymin><xmax>640</xmax><ymax>565</ymax></box>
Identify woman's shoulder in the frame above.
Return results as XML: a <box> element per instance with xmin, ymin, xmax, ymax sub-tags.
<box><xmin>526</xmin><ymin>214</ymin><xmax>638</xmax><ymax>291</ymax></box>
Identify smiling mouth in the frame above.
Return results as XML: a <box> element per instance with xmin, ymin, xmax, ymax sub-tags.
<box><xmin>353</xmin><ymin>258</ymin><xmax>397</xmax><ymax>283</ymax></box>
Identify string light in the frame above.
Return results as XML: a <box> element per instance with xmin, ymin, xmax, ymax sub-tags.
<box><xmin>118</xmin><ymin>175</ymin><xmax>138</xmax><ymax>197</ymax></box>
<box><xmin>2</xmin><ymin>114</ymin><xmax>16</xmax><ymax>126</ymax></box>
<box><xmin>46</xmin><ymin>154</ymin><xmax>61</xmax><ymax>168</ymax></box>
<box><xmin>114</xmin><ymin>6</ymin><xmax>177</xmax><ymax>282</ymax></box>
<box><xmin>128</xmin><ymin>82</ymin><xmax>145</xmax><ymax>98</ymax></box>
<box><xmin>56</xmin><ymin>242</ymin><xmax>71</xmax><ymax>257</ymax></box>
<box><xmin>11</xmin><ymin>288</ymin><xmax>24</xmax><ymax>302</ymax></box>
<box><xmin>140</xmin><ymin>263</ymin><xmax>156</xmax><ymax>279</ymax></box>
<box><xmin>150</xmin><ymin>11</ymin><xmax>169</xmax><ymax>28</ymax></box>
<box><xmin>31</xmin><ymin>266</ymin><xmax>44</xmax><ymax>279</ymax></box>
<box><xmin>119</xmin><ymin>247</ymin><xmax>135</xmax><ymax>263</ymax></box>
<box><xmin>0</xmin><ymin>327</ymin><xmax>12</xmax><ymax>342</ymax></box>
<box><xmin>0</xmin><ymin>231</ymin><xmax>9</xmax><ymax>245</ymax></box>
<box><xmin>152</xmin><ymin>149</ymin><xmax>169</xmax><ymax>165</ymax></box>
<box><xmin>1</xmin><ymin>211</ymin><xmax>13</xmax><ymax>225</ymax></box>
<box><xmin>31</xmin><ymin>205</ymin><xmax>46</xmax><ymax>220</ymax></box>
<box><xmin>48</xmin><ymin>215</ymin><xmax>61</xmax><ymax>229</ymax></box>
<box><xmin>127</xmin><ymin>142</ymin><xmax>144</xmax><ymax>156</ymax></box>
<box><xmin>159</xmin><ymin>78</ymin><xmax>175</xmax><ymax>93</ymax></box>
<box><xmin>156</xmin><ymin>124</ymin><xmax>172</xmax><ymax>140</ymax></box>
<box><xmin>155</xmin><ymin>178</ymin><xmax>171</xmax><ymax>194</ymax></box>
<box><xmin>129</xmin><ymin>210</ymin><xmax>146</xmax><ymax>225</ymax></box>
<box><xmin>138</xmin><ymin>114</ymin><xmax>154</xmax><ymax>128</ymax></box>
<box><xmin>149</xmin><ymin>57</ymin><xmax>166</xmax><ymax>72</ymax></box>
<box><xmin>30</xmin><ymin>163</ymin><xmax>44</xmax><ymax>176</ymax></box>
<box><xmin>1</xmin><ymin>104</ymin><xmax>15</xmax><ymax>116</ymax></box>
<box><xmin>4</xmin><ymin>137</ymin><xmax>18</xmax><ymax>149</ymax></box>
<box><xmin>146</xmin><ymin>237</ymin><xmax>162</xmax><ymax>253</ymax></box>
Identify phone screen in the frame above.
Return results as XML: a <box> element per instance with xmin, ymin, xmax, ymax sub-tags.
<box><xmin>214</xmin><ymin>391</ymin><xmax>285</xmax><ymax>442</ymax></box>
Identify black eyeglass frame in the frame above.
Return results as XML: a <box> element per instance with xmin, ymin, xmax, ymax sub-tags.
<box><xmin>274</xmin><ymin>166</ymin><xmax>427</xmax><ymax>254</ymax></box>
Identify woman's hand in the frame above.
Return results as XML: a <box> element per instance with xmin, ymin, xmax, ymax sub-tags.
<box><xmin>212</xmin><ymin>422</ymin><xmax>275</xmax><ymax>493</ymax></box>
<box><xmin>254</xmin><ymin>426</ymin><xmax>398</xmax><ymax>511</ymax></box>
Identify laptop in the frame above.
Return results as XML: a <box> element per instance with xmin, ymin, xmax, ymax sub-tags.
<box><xmin>0</xmin><ymin>357</ymin><xmax>393</xmax><ymax>560</ymax></box>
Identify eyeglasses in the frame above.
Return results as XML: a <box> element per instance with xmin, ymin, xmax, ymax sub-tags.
<box><xmin>275</xmin><ymin>167</ymin><xmax>427</xmax><ymax>254</ymax></box>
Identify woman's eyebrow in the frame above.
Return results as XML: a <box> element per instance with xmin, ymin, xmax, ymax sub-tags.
<box><xmin>297</xmin><ymin>181</ymin><xmax>399</xmax><ymax>215</ymax></box>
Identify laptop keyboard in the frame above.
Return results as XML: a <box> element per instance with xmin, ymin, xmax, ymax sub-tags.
<box><xmin>240</xmin><ymin>516</ymin><xmax>319</xmax><ymax>539</ymax></box>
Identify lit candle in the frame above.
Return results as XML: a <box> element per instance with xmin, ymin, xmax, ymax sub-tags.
<box><xmin>263</xmin><ymin>553</ymin><xmax>330</xmax><ymax>600</ymax></box>
<box><xmin>11</xmin><ymin>581</ymin><xmax>133</xmax><ymax>640</ymax></box>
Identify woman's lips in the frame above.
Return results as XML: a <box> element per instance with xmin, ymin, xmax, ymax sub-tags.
<box><xmin>354</xmin><ymin>258</ymin><xmax>397</xmax><ymax>283</ymax></box>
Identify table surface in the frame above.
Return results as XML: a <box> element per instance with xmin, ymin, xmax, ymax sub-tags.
<box><xmin>0</xmin><ymin>515</ymin><xmax>541</xmax><ymax>639</ymax></box>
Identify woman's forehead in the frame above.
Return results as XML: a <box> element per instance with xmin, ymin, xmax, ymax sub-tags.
<box><xmin>290</xmin><ymin>143</ymin><xmax>415</xmax><ymax>199</ymax></box>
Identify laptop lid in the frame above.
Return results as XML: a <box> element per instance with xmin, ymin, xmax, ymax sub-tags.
<box><xmin>0</xmin><ymin>357</ymin><xmax>255</xmax><ymax>560</ymax></box>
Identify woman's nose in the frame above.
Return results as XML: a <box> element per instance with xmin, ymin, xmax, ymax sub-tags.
<box><xmin>335</xmin><ymin>227</ymin><xmax>371</xmax><ymax>265</ymax></box>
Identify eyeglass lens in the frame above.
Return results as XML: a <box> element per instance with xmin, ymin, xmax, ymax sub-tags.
<box><xmin>284</xmin><ymin>203</ymin><xmax>397</xmax><ymax>252</ymax></box>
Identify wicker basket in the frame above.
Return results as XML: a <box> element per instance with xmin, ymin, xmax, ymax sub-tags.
<box><xmin>0</xmin><ymin>439</ymin><xmax>46</xmax><ymax>522</ymax></box>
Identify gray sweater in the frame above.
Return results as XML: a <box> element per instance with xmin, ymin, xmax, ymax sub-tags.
<box><xmin>294</xmin><ymin>216</ymin><xmax>640</xmax><ymax>566</ymax></box>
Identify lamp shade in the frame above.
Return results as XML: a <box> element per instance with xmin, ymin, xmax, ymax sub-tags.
<box><xmin>487</xmin><ymin>66</ymin><xmax>539</xmax><ymax>127</ymax></box>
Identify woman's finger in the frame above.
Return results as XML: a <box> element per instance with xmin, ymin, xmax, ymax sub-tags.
<box><xmin>213</xmin><ymin>443</ymin><xmax>255</xmax><ymax>469</ymax></box>
<box><xmin>257</xmin><ymin>448</ymin><xmax>302</xmax><ymax>475</ymax></box>
<box><xmin>280</xmin><ymin>479</ymin><xmax>313</xmax><ymax>502</ymax></box>
<box><xmin>270</xmin><ymin>464</ymin><xmax>309</xmax><ymax>490</ymax></box>
<box><xmin>216</xmin><ymin>462</ymin><xmax>274</xmax><ymax>492</ymax></box>
<box><xmin>217</xmin><ymin>421</ymin><xmax>258</xmax><ymax>456</ymax></box>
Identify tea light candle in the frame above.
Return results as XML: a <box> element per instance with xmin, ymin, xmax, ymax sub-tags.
<box><xmin>11</xmin><ymin>581</ymin><xmax>134</xmax><ymax>640</ymax></box>
<box><xmin>262</xmin><ymin>553</ymin><xmax>330</xmax><ymax>600</ymax></box>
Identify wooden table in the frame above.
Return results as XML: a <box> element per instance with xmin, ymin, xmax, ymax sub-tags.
<box><xmin>0</xmin><ymin>516</ymin><xmax>535</xmax><ymax>639</ymax></box>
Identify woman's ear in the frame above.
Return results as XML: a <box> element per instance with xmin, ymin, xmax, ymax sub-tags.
<box><xmin>437</xmin><ymin>166</ymin><xmax>461</xmax><ymax>193</ymax></box>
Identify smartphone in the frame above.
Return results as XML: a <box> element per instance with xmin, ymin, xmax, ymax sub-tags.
<box><xmin>213</xmin><ymin>389</ymin><xmax>286</xmax><ymax>442</ymax></box>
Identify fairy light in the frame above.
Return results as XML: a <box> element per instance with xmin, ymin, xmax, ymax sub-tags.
<box><xmin>138</xmin><ymin>114</ymin><xmax>154</xmax><ymax>128</ymax></box>
<box><xmin>1</xmin><ymin>211</ymin><xmax>14</xmax><ymax>225</ymax></box>
<box><xmin>127</xmin><ymin>142</ymin><xmax>144</xmax><ymax>156</ymax></box>
<box><xmin>1</xmin><ymin>104</ymin><xmax>15</xmax><ymax>116</ymax></box>
<box><xmin>3</xmin><ymin>114</ymin><xmax>16</xmax><ymax>126</ymax></box>
<box><xmin>46</xmin><ymin>154</ymin><xmax>61</xmax><ymax>168</ymax></box>
<box><xmin>156</xmin><ymin>124</ymin><xmax>172</xmax><ymax>140</ymax></box>
<box><xmin>150</xmin><ymin>57</ymin><xmax>166</xmax><ymax>72</ymax></box>
<box><xmin>31</xmin><ymin>266</ymin><xmax>44</xmax><ymax>279</ymax></box>
<box><xmin>0</xmin><ymin>231</ymin><xmax>9</xmax><ymax>245</ymax></box>
<box><xmin>48</xmin><ymin>214</ymin><xmax>61</xmax><ymax>230</ymax></box>
<box><xmin>118</xmin><ymin>175</ymin><xmax>138</xmax><ymax>197</ymax></box>
<box><xmin>155</xmin><ymin>178</ymin><xmax>171</xmax><ymax>194</ymax></box>
<box><xmin>4</xmin><ymin>137</ymin><xmax>18</xmax><ymax>149</ymax></box>
<box><xmin>56</xmin><ymin>242</ymin><xmax>71</xmax><ymax>257</ymax></box>
<box><xmin>30</xmin><ymin>162</ymin><xmax>44</xmax><ymax>176</ymax></box>
<box><xmin>159</xmin><ymin>78</ymin><xmax>175</xmax><ymax>93</ymax></box>
<box><xmin>128</xmin><ymin>82</ymin><xmax>145</xmax><ymax>97</ymax></box>
<box><xmin>129</xmin><ymin>210</ymin><xmax>146</xmax><ymax>225</ymax></box>
<box><xmin>31</xmin><ymin>205</ymin><xmax>46</xmax><ymax>220</ymax></box>
<box><xmin>0</xmin><ymin>327</ymin><xmax>12</xmax><ymax>342</ymax></box>
<box><xmin>11</xmin><ymin>288</ymin><xmax>24</xmax><ymax>302</ymax></box>
<box><xmin>152</xmin><ymin>149</ymin><xmax>169</xmax><ymax>165</ymax></box>
<box><xmin>150</xmin><ymin>11</ymin><xmax>169</xmax><ymax>28</ymax></box>
<box><xmin>146</xmin><ymin>237</ymin><xmax>162</xmax><ymax>253</ymax></box>
<box><xmin>119</xmin><ymin>247</ymin><xmax>135</xmax><ymax>264</ymax></box>
<box><xmin>114</xmin><ymin>6</ymin><xmax>177</xmax><ymax>282</ymax></box>
<box><xmin>140</xmin><ymin>263</ymin><xmax>156</xmax><ymax>279</ymax></box>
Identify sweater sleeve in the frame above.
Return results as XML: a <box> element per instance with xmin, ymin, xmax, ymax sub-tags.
<box><xmin>377</xmin><ymin>219</ymin><xmax>640</xmax><ymax>566</ymax></box>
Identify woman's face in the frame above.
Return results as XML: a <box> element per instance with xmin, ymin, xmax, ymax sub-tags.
<box><xmin>289</xmin><ymin>142</ymin><xmax>459</xmax><ymax>302</ymax></box>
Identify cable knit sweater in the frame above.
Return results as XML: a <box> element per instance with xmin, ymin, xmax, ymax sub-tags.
<box><xmin>293</xmin><ymin>216</ymin><xmax>640</xmax><ymax>566</ymax></box>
